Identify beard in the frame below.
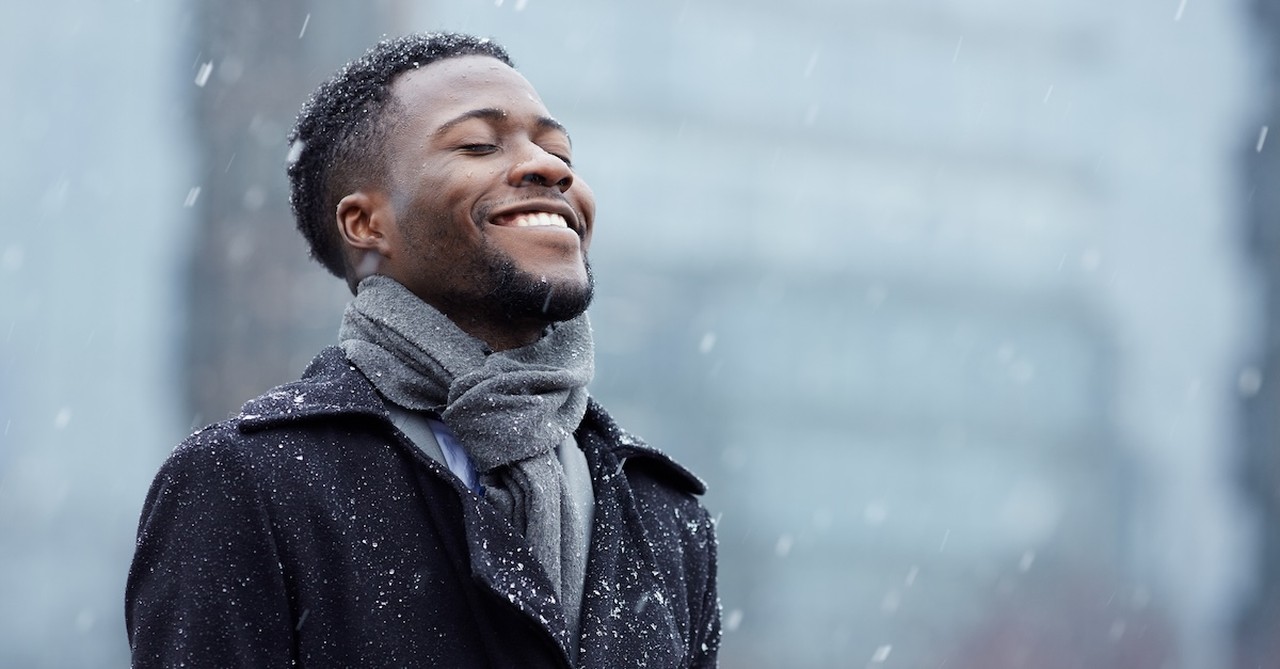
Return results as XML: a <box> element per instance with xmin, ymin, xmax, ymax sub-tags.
<box><xmin>483</xmin><ymin>247</ymin><xmax>595</xmax><ymax>324</ymax></box>
<box><xmin>395</xmin><ymin>199</ymin><xmax>596</xmax><ymax>326</ymax></box>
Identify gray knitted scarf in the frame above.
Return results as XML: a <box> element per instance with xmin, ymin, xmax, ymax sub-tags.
<box><xmin>338</xmin><ymin>274</ymin><xmax>594</xmax><ymax>631</ymax></box>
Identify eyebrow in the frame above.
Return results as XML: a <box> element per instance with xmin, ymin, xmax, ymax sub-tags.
<box><xmin>434</xmin><ymin>107</ymin><xmax>571</xmax><ymax>142</ymax></box>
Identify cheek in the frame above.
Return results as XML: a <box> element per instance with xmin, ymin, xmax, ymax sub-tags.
<box><xmin>570</xmin><ymin>186</ymin><xmax>596</xmax><ymax>250</ymax></box>
<box><xmin>444</xmin><ymin>172</ymin><xmax>500</xmax><ymax>228</ymax></box>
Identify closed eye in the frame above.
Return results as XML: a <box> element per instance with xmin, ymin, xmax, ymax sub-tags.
<box><xmin>459</xmin><ymin>143</ymin><xmax>499</xmax><ymax>154</ymax></box>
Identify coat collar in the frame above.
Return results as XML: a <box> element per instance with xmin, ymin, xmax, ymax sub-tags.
<box><xmin>235</xmin><ymin>346</ymin><xmax>389</xmax><ymax>431</ymax></box>
<box><xmin>581</xmin><ymin>400</ymin><xmax>706</xmax><ymax>496</ymax></box>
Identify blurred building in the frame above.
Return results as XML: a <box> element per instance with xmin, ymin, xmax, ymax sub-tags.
<box><xmin>0</xmin><ymin>1</ymin><xmax>1272</xmax><ymax>667</ymax></box>
<box><xmin>0</xmin><ymin>3</ymin><xmax>192</xmax><ymax>667</ymax></box>
<box><xmin>1238</xmin><ymin>0</ymin><xmax>1280</xmax><ymax>665</ymax></box>
<box><xmin>442</xmin><ymin>2</ymin><xmax>1258</xmax><ymax>667</ymax></box>
<box><xmin>183</xmin><ymin>1</ymin><xmax>388</xmax><ymax>427</ymax></box>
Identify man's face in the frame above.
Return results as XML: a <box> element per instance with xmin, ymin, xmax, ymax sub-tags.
<box><xmin>374</xmin><ymin>55</ymin><xmax>596</xmax><ymax>325</ymax></box>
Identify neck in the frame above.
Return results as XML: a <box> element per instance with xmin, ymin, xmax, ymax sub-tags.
<box><xmin>447</xmin><ymin>313</ymin><xmax>551</xmax><ymax>352</ymax></box>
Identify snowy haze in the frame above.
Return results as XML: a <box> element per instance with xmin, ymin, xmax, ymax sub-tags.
<box><xmin>0</xmin><ymin>0</ymin><xmax>1267</xmax><ymax>667</ymax></box>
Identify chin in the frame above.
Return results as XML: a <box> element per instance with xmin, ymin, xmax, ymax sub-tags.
<box><xmin>492</xmin><ymin>259</ymin><xmax>595</xmax><ymax>323</ymax></box>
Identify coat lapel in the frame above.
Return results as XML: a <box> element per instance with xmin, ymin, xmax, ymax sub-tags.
<box><xmin>459</xmin><ymin>486</ymin><xmax>576</xmax><ymax>664</ymax></box>
<box><xmin>577</xmin><ymin>435</ymin><xmax>685</xmax><ymax>667</ymax></box>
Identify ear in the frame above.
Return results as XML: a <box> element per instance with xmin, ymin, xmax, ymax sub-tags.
<box><xmin>336</xmin><ymin>191</ymin><xmax>395</xmax><ymax>256</ymax></box>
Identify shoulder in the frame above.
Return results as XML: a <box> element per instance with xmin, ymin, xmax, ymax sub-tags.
<box><xmin>235</xmin><ymin>346</ymin><xmax>388</xmax><ymax>433</ymax></box>
<box><xmin>156</xmin><ymin>347</ymin><xmax>392</xmax><ymax>488</ymax></box>
<box><xmin>580</xmin><ymin>398</ymin><xmax>707</xmax><ymax>497</ymax></box>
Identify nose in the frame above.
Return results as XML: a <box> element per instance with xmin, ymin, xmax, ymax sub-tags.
<box><xmin>509</xmin><ymin>144</ymin><xmax>573</xmax><ymax>192</ymax></box>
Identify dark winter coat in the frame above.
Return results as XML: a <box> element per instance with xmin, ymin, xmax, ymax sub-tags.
<box><xmin>126</xmin><ymin>347</ymin><xmax>720</xmax><ymax>668</ymax></box>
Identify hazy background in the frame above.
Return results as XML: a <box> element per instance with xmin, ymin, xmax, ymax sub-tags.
<box><xmin>2</xmin><ymin>0</ymin><xmax>1279</xmax><ymax>667</ymax></box>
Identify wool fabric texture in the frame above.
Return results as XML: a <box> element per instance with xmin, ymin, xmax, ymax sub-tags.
<box><xmin>338</xmin><ymin>275</ymin><xmax>594</xmax><ymax>636</ymax></box>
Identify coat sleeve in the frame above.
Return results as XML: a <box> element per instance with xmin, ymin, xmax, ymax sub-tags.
<box><xmin>689</xmin><ymin>509</ymin><xmax>722</xmax><ymax>668</ymax></box>
<box><xmin>125</xmin><ymin>430</ymin><xmax>295</xmax><ymax>668</ymax></box>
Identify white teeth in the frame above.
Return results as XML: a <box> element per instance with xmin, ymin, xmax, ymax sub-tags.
<box><xmin>510</xmin><ymin>212</ymin><xmax>568</xmax><ymax>228</ymax></box>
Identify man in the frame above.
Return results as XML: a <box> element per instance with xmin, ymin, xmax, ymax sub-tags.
<box><xmin>126</xmin><ymin>32</ymin><xmax>720</xmax><ymax>668</ymax></box>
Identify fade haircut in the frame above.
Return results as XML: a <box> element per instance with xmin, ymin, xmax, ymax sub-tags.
<box><xmin>287</xmin><ymin>32</ymin><xmax>513</xmax><ymax>278</ymax></box>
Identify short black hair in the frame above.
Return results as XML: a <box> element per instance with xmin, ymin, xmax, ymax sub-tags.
<box><xmin>287</xmin><ymin>32</ymin><xmax>513</xmax><ymax>278</ymax></box>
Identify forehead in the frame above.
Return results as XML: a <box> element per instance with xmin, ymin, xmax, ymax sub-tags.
<box><xmin>390</xmin><ymin>55</ymin><xmax>549</xmax><ymax>126</ymax></box>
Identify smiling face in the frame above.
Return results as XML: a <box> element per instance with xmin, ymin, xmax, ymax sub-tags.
<box><xmin>338</xmin><ymin>55</ymin><xmax>596</xmax><ymax>347</ymax></box>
